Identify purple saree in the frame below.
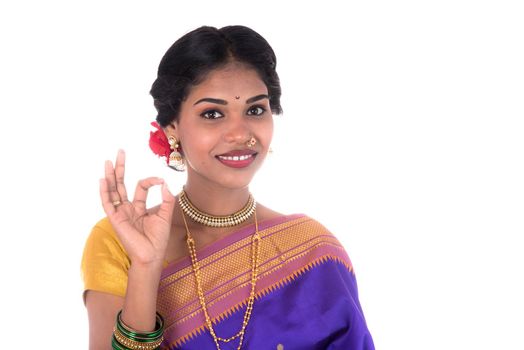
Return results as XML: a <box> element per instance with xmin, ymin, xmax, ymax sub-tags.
<box><xmin>157</xmin><ymin>214</ymin><xmax>374</xmax><ymax>350</ymax></box>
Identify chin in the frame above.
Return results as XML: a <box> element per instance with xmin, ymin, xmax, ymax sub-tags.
<box><xmin>218</xmin><ymin>174</ymin><xmax>257</xmax><ymax>190</ymax></box>
<box><xmin>186</xmin><ymin>172</ymin><xmax>254</xmax><ymax>191</ymax></box>
<box><xmin>187</xmin><ymin>159</ymin><xmax>263</xmax><ymax>190</ymax></box>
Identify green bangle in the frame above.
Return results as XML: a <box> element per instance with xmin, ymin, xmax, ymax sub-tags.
<box><xmin>111</xmin><ymin>335</ymin><xmax>129</xmax><ymax>350</ymax></box>
<box><xmin>116</xmin><ymin>310</ymin><xmax>164</xmax><ymax>341</ymax></box>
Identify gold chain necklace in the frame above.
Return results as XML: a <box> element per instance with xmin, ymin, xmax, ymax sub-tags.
<box><xmin>179</xmin><ymin>190</ymin><xmax>256</xmax><ymax>228</ymax></box>
<box><xmin>181</xmin><ymin>208</ymin><xmax>261</xmax><ymax>350</ymax></box>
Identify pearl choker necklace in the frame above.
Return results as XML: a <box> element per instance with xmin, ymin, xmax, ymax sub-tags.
<box><xmin>178</xmin><ymin>190</ymin><xmax>256</xmax><ymax>228</ymax></box>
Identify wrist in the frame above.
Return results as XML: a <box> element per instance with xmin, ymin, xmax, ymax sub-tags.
<box><xmin>126</xmin><ymin>260</ymin><xmax>163</xmax><ymax>298</ymax></box>
<box><xmin>129</xmin><ymin>259</ymin><xmax>164</xmax><ymax>273</ymax></box>
<box><xmin>123</xmin><ymin>262</ymin><xmax>164</xmax><ymax>333</ymax></box>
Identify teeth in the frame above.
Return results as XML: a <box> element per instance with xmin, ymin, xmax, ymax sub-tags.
<box><xmin>219</xmin><ymin>154</ymin><xmax>253</xmax><ymax>161</ymax></box>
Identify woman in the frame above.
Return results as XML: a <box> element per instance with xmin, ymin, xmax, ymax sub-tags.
<box><xmin>82</xmin><ymin>25</ymin><xmax>375</xmax><ymax>350</ymax></box>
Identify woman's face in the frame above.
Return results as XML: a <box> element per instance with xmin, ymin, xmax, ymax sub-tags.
<box><xmin>168</xmin><ymin>63</ymin><xmax>274</xmax><ymax>190</ymax></box>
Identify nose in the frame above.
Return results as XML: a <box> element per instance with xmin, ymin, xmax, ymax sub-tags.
<box><xmin>223</xmin><ymin>115</ymin><xmax>251</xmax><ymax>144</ymax></box>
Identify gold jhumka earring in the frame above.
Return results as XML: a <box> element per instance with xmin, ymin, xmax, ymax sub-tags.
<box><xmin>168</xmin><ymin>136</ymin><xmax>186</xmax><ymax>171</ymax></box>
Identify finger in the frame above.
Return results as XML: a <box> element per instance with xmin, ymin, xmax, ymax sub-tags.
<box><xmin>132</xmin><ymin>177</ymin><xmax>165</xmax><ymax>213</ymax></box>
<box><xmin>104</xmin><ymin>159</ymin><xmax>121</xmax><ymax>204</ymax></box>
<box><xmin>114</xmin><ymin>149</ymin><xmax>129</xmax><ymax>202</ymax></box>
<box><xmin>99</xmin><ymin>178</ymin><xmax>116</xmax><ymax>216</ymax></box>
<box><xmin>156</xmin><ymin>182</ymin><xmax>176</xmax><ymax>223</ymax></box>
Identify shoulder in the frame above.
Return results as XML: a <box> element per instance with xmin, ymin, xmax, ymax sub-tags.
<box><xmin>279</xmin><ymin>214</ymin><xmax>354</xmax><ymax>269</ymax></box>
<box><xmin>281</xmin><ymin>213</ymin><xmax>339</xmax><ymax>241</ymax></box>
<box><xmin>261</xmin><ymin>212</ymin><xmax>343</xmax><ymax>246</ymax></box>
<box><xmin>81</xmin><ymin>217</ymin><xmax>130</xmax><ymax>298</ymax></box>
<box><xmin>256</xmin><ymin>204</ymin><xmax>334</xmax><ymax>238</ymax></box>
<box><xmin>83</xmin><ymin>217</ymin><xmax>128</xmax><ymax>258</ymax></box>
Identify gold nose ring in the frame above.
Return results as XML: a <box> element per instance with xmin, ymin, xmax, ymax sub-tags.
<box><xmin>246</xmin><ymin>137</ymin><xmax>257</xmax><ymax>147</ymax></box>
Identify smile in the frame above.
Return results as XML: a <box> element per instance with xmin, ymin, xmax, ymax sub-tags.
<box><xmin>218</xmin><ymin>154</ymin><xmax>253</xmax><ymax>161</ymax></box>
<box><xmin>215</xmin><ymin>152</ymin><xmax>258</xmax><ymax>168</ymax></box>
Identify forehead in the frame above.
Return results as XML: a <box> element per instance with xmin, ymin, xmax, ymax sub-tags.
<box><xmin>187</xmin><ymin>64</ymin><xmax>268</xmax><ymax>100</ymax></box>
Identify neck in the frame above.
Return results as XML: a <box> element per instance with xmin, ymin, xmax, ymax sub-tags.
<box><xmin>183</xmin><ymin>179</ymin><xmax>251</xmax><ymax>217</ymax></box>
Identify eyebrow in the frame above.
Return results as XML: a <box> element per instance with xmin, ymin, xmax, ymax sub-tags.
<box><xmin>246</xmin><ymin>94</ymin><xmax>269</xmax><ymax>104</ymax></box>
<box><xmin>193</xmin><ymin>94</ymin><xmax>269</xmax><ymax>106</ymax></box>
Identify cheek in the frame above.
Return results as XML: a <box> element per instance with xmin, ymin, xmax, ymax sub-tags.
<box><xmin>181</xmin><ymin>131</ymin><xmax>217</xmax><ymax>161</ymax></box>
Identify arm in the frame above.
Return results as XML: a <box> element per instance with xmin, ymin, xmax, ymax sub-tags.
<box><xmin>86</xmin><ymin>291</ymin><xmax>123</xmax><ymax>350</ymax></box>
<box><xmin>84</xmin><ymin>150</ymin><xmax>175</xmax><ymax>349</ymax></box>
<box><xmin>85</xmin><ymin>262</ymin><xmax>163</xmax><ymax>349</ymax></box>
<box><xmin>327</xmin><ymin>264</ymin><xmax>375</xmax><ymax>350</ymax></box>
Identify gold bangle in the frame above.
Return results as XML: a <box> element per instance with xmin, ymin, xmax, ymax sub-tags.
<box><xmin>113</xmin><ymin>327</ymin><xmax>164</xmax><ymax>350</ymax></box>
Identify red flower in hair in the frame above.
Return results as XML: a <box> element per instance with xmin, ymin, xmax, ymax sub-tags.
<box><xmin>149</xmin><ymin>121</ymin><xmax>171</xmax><ymax>164</ymax></box>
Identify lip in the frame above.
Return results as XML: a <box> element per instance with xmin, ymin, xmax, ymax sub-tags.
<box><xmin>215</xmin><ymin>150</ymin><xmax>258</xmax><ymax>169</ymax></box>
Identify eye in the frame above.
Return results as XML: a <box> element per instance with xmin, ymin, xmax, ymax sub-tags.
<box><xmin>247</xmin><ymin>105</ymin><xmax>266</xmax><ymax>117</ymax></box>
<box><xmin>200</xmin><ymin>109</ymin><xmax>224</xmax><ymax>120</ymax></box>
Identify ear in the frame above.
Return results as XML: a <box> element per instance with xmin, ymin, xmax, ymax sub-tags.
<box><xmin>164</xmin><ymin>122</ymin><xmax>179</xmax><ymax>140</ymax></box>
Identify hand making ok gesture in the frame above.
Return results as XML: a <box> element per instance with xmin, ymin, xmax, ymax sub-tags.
<box><xmin>99</xmin><ymin>150</ymin><xmax>175</xmax><ymax>267</ymax></box>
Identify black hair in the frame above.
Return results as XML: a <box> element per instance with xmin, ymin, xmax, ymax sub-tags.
<box><xmin>150</xmin><ymin>25</ymin><xmax>282</xmax><ymax>127</ymax></box>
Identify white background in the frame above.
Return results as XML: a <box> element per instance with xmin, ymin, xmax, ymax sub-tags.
<box><xmin>0</xmin><ymin>1</ymin><xmax>523</xmax><ymax>349</ymax></box>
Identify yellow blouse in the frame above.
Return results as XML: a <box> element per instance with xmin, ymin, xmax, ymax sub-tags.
<box><xmin>81</xmin><ymin>217</ymin><xmax>130</xmax><ymax>299</ymax></box>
